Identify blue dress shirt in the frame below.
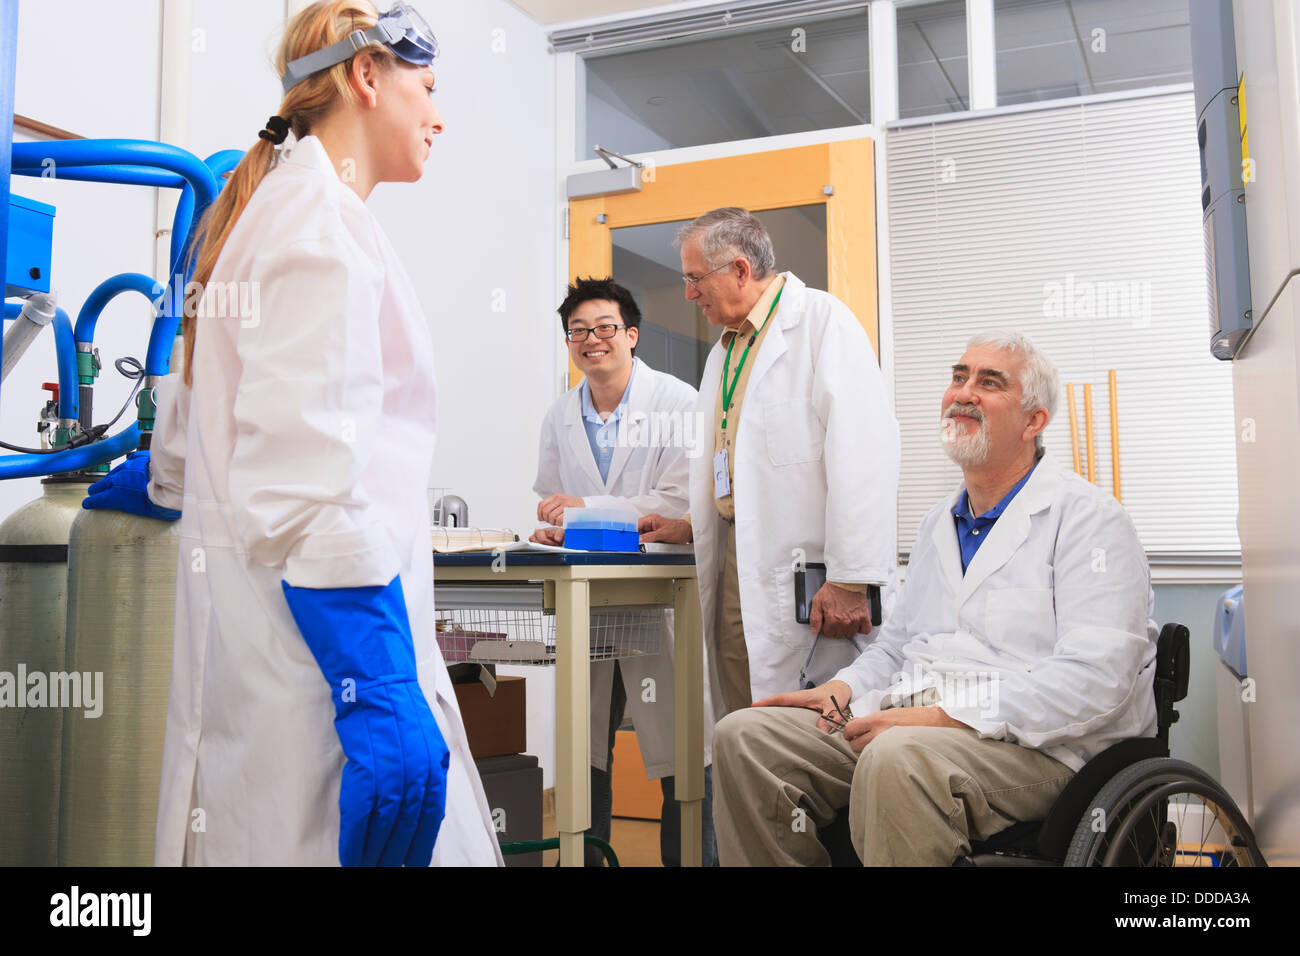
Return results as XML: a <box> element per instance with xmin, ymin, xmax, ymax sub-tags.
<box><xmin>952</xmin><ymin>460</ymin><xmax>1039</xmax><ymax>574</ymax></box>
<box><xmin>578</xmin><ymin>360</ymin><xmax>637</xmax><ymax>484</ymax></box>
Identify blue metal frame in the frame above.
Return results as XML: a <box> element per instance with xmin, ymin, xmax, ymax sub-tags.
<box><xmin>0</xmin><ymin>0</ymin><xmax>18</xmax><ymax>410</ymax></box>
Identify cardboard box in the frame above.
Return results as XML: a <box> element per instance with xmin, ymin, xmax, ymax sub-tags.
<box><xmin>476</xmin><ymin>754</ymin><xmax>543</xmax><ymax>867</ymax></box>
<box><xmin>453</xmin><ymin>675</ymin><xmax>527</xmax><ymax>759</ymax></box>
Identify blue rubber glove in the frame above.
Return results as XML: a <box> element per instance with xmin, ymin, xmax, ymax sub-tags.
<box><xmin>281</xmin><ymin>575</ymin><xmax>450</xmax><ymax>867</ymax></box>
<box><xmin>80</xmin><ymin>450</ymin><xmax>182</xmax><ymax>521</ymax></box>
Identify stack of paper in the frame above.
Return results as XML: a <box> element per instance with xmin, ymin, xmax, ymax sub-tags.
<box><xmin>430</xmin><ymin>527</ymin><xmax>520</xmax><ymax>553</ymax></box>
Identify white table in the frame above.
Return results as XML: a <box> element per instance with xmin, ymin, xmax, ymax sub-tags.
<box><xmin>434</xmin><ymin>551</ymin><xmax>703</xmax><ymax>867</ymax></box>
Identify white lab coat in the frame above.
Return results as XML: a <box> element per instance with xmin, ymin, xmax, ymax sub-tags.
<box><xmin>534</xmin><ymin>358</ymin><xmax>712</xmax><ymax>776</ymax></box>
<box><xmin>689</xmin><ymin>273</ymin><xmax>900</xmax><ymax>720</ymax></box>
<box><xmin>833</xmin><ymin>454</ymin><xmax>1158</xmax><ymax>772</ymax></box>
<box><xmin>149</xmin><ymin>135</ymin><xmax>501</xmax><ymax>865</ymax></box>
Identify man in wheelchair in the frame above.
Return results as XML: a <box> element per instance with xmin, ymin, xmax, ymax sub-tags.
<box><xmin>712</xmin><ymin>331</ymin><xmax>1159</xmax><ymax>866</ymax></box>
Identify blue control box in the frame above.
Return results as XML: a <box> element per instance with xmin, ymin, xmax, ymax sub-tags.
<box><xmin>6</xmin><ymin>193</ymin><xmax>55</xmax><ymax>297</ymax></box>
<box><xmin>564</xmin><ymin>524</ymin><xmax>640</xmax><ymax>552</ymax></box>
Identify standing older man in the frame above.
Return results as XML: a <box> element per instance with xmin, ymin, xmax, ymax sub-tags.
<box><xmin>640</xmin><ymin>207</ymin><xmax>900</xmax><ymax>721</ymax></box>
<box><xmin>711</xmin><ymin>331</ymin><xmax>1159</xmax><ymax>866</ymax></box>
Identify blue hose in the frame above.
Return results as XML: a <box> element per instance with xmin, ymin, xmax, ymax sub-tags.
<box><xmin>169</xmin><ymin>184</ymin><xmax>194</xmax><ymax>281</ymax></box>
<box><xmin>167</xmin><ymin>150</ymin><xmax>245</xmax><ymax>311</ymax></box>
<box><xmin>51</xmin><ymin>309</ymin><xmax>78</xmax><ymax>420</ymax></box>
<box><xmin>11</xmin><ymin>140</ymin><xmax>219</xmax><ymax>210</ymax></box>
<box><xmin>2</xmin><ymin>303</ymin><xmax>78</xmax><ymax>420</ymax></box>
<box><xmin>73</xmin><ymin>272</ymin><xmax>164</xmax><ymax>350</ymax></box>
<box><xmin>143</xmin><ymin>297</ymin><xmax>178</xmax><ymax>377</ymax></box>
<box><xmin>204</xmin><ymin>149</ymin><xmax>244</xmax><ymax>180</ymax></box>
<box><xmin>1</xmin><ymin>142</ymin><xmax>241</xmax><ymax>480</ymax></box>
<box><xmin>74</xmin><ymin>272</ymin><xmax>182</xmax><ymax>377</ymax></box>
<box><xmin>14</xmin><ymin>164</ymin><xmax>185</xmax><ymax>189</ymax></box>
<box><xmin>0</xmin><ymin>422</ymin><xmax>138</xmax><ymax>479</ymax></box>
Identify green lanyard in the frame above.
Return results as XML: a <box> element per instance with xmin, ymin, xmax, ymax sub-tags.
<box><xmin>721</xmin><ymin>286</ymin><xmax>783</xmax><ymax>431</ymax></box>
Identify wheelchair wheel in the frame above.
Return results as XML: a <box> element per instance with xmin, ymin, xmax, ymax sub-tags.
<box><xmin>1064</xmin><ymin>758</ymin><xmax>1266</xmax><ymax>867</ymax></box>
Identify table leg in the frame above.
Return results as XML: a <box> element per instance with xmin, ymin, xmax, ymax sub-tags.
<box><xmin>673</xmin><ymin>576</ymin><xmax>704</xmax><ymax>866</ymax></box>
<box><xmin>554</xmin><ymin>578</ymin><xmax>590</xmax><ymax>867</ymax></box>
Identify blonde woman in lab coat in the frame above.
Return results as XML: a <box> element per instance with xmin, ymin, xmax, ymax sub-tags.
<box><xmin>85</xmin><ymin>1</ymin><xmax>502</xmax><ymax>865</ymax></box>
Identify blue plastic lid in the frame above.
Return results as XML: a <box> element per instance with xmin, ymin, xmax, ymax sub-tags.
<box><xmin>568</xmin><ymin>520</ymin><xmax>636</xmax><ymax>531</ymax></box>
<box><xmin>8</xmin><ymin>194</ymin><xmax>57</xmax><ymax>216</ymax></box>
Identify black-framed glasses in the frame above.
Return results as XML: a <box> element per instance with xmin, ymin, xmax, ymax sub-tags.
<box><xmin>823</xmin><ymin>695</ymin><xmax>854</xmax><ymax>735</ymax></box>
<box><xmin>565</xmin><ymin>324</ymin><xmax>626</xmax><ymax>343</ymax></box>
<box><xmin>681</xmin><ymin>261</ymin><xmax>732</xmax><ymax>289</ymax></box>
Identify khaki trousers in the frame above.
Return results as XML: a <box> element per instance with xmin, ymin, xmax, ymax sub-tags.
<box><xmin>714</xmin><ymin>522</ymin><xmax>752</xmax><ymax>715</ymax></box>
<box><xmin>712</xmin><ymin>706</ymin><xmax>1075</xmax><ymax>866</ymax></box>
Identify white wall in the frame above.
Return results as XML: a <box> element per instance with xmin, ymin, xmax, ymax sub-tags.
<box><xmin>371</xmin><ymin>0</ymin><xmax>559</xmax><ymax>537</ymax></box>
<box><xmin>188</xmin><ymin>0</ymin><xmax>288</xmax><ymax>160</ymax></box>
<box><xmin>6</xmin><ymin>0</ymin><xmax>563</xmax><ymax>786</ymax></box>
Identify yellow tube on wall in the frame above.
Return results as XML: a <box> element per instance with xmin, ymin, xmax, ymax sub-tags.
<box><xmin>1109</xmin><ymin>370</ymin><xmax>1122</xmax><ymax>503</ymax></box>
<box><xmin>1066</xmin><ymin>382</ymin><xmax>1081</xmax><ymax>475</ymax></box>
<box><xmin>1083</xmin><ymin>383</ymin><xmax>1096</xmax><ymax>484</ymax></box>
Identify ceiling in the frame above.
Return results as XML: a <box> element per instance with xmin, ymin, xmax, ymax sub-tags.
<box><xmin>577</xmin><ymin>0</ymin><xmax>1191</xmax><ymax>155</ymax></box>
<box><xmin>506</xmin><ymin>0</ymin><xmax>694</xmax><ymax>26</ymax></box>
<box><xmin>994</xmin><ymin>0</ymin><xmax>1193</xmax><ymax>106</ymax></box>
<box><xmin>582</xmin><ymin>10</ymin><xmax>872</xmax><ymax>155</ymax></box>
<box><xmin>507</xmin><ymin>1</ymin><xmax>1192</xmax><ymax>156</ymax></box>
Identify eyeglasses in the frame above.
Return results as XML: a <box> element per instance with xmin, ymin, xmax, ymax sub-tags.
<box><xmin>565</xmin><ymin>324</ymin><xmax>626</xmax><ymax>343</ymax></box>
<box><xmin>681</xmin><ymin>261</ymin><xmax>732</xmax><ymax>289</ymax></box>
<box><xmin>822</xmin><ymin>695</ymin><xmax>854</xmax><ymax>735</ymax></box>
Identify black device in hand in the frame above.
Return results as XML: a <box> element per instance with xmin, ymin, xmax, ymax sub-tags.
<box><xmin>794</xmin><ymin>563</ymin><xmax>882</xmax><ymax>628</ymax></box>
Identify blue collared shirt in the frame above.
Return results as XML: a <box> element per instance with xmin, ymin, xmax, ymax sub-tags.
<box><xmin>578</xmin><ymin>360</ymin><xmax>637</xmax><ymax>484</ymax></box>
<box><xmin>952</xmin><ymin>461</ymin><xmax>1039</xmax><ymax>574</ymax></box>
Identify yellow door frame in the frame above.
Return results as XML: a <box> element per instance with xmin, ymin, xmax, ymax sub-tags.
<box><xmin>566</xmin><ymin>138</ymin><xmax>878</xmax><ymax>386</ymax></box>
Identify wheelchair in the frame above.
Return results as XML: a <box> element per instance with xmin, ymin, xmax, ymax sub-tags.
<box><xmin>818</xmin><ymin>623</ymin><xmax>1268</xmax><ymax>867</ymax></box>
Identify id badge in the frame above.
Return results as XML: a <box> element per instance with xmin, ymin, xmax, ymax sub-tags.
<box><xmin>713</xmin><ymin>448</ymin><xmax>731</xmax><ymax>498</ymax></box>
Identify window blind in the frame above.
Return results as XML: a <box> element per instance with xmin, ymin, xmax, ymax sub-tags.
<box><xmin>550</xmin><ymin>1</ymin><xmax>868</xmax><ymax>53</ymax></box>
<box><xmin>886</xmin><ymin>91</ymin><xmax>1239</xmax><ymax>559</ymax></box>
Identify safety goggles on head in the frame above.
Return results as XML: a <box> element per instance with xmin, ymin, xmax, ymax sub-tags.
<box><xmin>280</xmin><ymin>3</ymin><xmax>438</xmax><ymax>94</ymax></box>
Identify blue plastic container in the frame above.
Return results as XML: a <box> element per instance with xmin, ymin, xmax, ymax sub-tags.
<box><xmin>562</xmin><ymin>507</ymin><xmax>640</xmax><ymax>552</ymax></box>
<box><xmin>564</xmin><ymin>523</ymin><xmax>640</xmax><ymax>553</ymax></box>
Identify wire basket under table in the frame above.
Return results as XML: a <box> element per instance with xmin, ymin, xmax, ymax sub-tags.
<box><xmin>435</xmin><ymin>585</ymin><xmax>664</xmax><ymax>666</ymax></box>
